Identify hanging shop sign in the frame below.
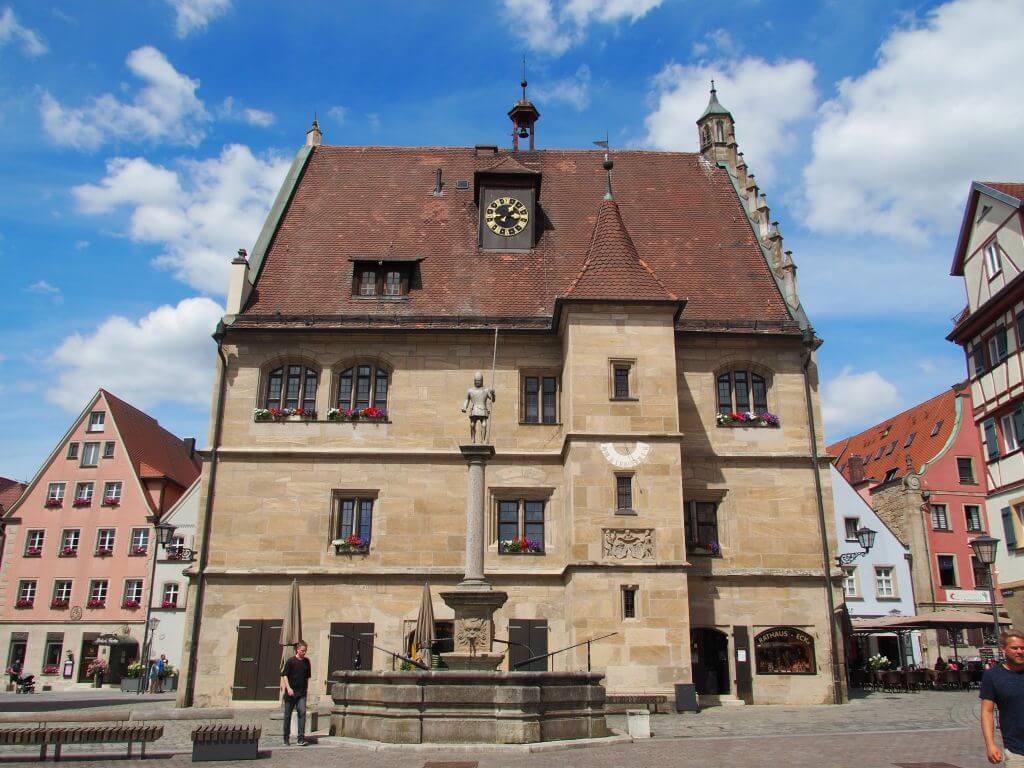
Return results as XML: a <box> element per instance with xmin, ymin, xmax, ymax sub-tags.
<box><xmin>754</xmin><ymin>627</ymin><xmax>816</xmax><ymax>675</ymax></box>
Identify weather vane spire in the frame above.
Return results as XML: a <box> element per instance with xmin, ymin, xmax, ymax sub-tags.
<box><xmin>594</xmin><ymin>132</ymin><xmax>613</xmax><ymax>199</ymax></box>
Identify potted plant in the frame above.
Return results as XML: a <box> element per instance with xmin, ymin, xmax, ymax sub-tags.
<box><xmin>59</xmin><ymin>546</ymin><xmax>77</xmax><ymax>558</ymax></box>
<box><xmin>45</xmin><ymin>497</ymin><xmax>62</xmax><ymax>508</ymax></box>
<box><xmin>161</xmin><ymin>599</ymin><xmax>178</xmax><ymax>609</ymax></box>
<box><xmin>332</xmin><ymin>534</ymin><xmax>369</xmax><ymax>554</ymax></box>
<box><xmin>160</xmin><ymin>661</ymin><xmax>178</xmax><ymax>691</ymax></box>
<box><xmin>86</xmin><ymin>598</ymin><xmax>105</xmax><ymax>609</ymax></box>
<box><xmin>122</xmin><ymin>599</ymin><xmax>140</xmax><ymax>610</ymax></box>
<box><xmin>130</xmin><ymin>546</ymin><xmax>148</xmax><ymax>557</ymax></box>
<box><xmin>14</xmin><ymin>598</ymin><xmax>34</xmax><ymax>609</ymax></box>
<box><xmin>499</xmin><ymin>537</ymin><xmax>543</xmax><ymax>554</ymax></box>
<box><xmin>50</xmin><ymin>598</ymin><xmax>69</xmax><ymax>609</ymax></box>
<box><xmin>716</xmin><ymin>411</ymin><xmax>780</xmax><ymax>428</ymax></box>
<box><xmin>86</xmin><ymin>658</ymin><xmax>108</xmax><ymax>688</ymax></box>
<box><xmin>24</xmin><ymin>547</ymin><xmax>42</xmax><ymax>557</ymax></box>
<box><xmin>42</xmin><ymin>665</ymin><xmax>59</xmax><ymax>676</ymax></box>
<box><xmin>72</xmin><ymin>498</ymin><xmax>91</xmax><ymax>508</ymax></box>
<box><xmin>96</xmin><ymin>547</ymin><xmax>113</xmax><ymax>558</ymax></box>
<box><xmin>102</xmin><ymin>496</ymin><xmax>120</xmax><ymax>507</ymax></box>
<box><xmin>120</xmin><ymin>661</ymin><xmax>146</xmax><ymax>692</ymax></box>
<box><xmin>867</xmin><ymin>653</ymin><xmax>891</xmax><ymax>671</ymax></box>
<box><xmin>253</xmin><ymin>407</ymin><xmax>273</xmax><ymax>422</ymax></box>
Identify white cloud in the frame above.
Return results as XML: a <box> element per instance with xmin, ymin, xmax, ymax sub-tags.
<box><xmin>367</xmin><ymin>113</ymin><xmax>381</xmax><ymax>130</ymax></box>
<box><xmin>0</xmin><ymin>7</ymin><xmax>47</xmax><ymax>56</ymax></box>
<box><xmin>327</xmin><ymin>105</ymin><xmax>347</xmax><ymax>125</ymax></box>
<box><xmin>41</xmin><ymin>46</ymin><xmax>209</xmax><ymax>150</ymax></box>
<box><xmin>73</xmin><ymin>145</ymin><xmax>291</xmax><ymax>294</ymax></box>
<box><xmin>502</xmin><ymin>0</ymin><xmax>662</xmax><ymax>55</ymax></box>
<box><xmin>167</xmin><ymin>0</ymin><xmax>231</xmax><ymax>37</ymax></box>
<box><xmin>691</xmin><ymin>28</ymin><xmax>742</xmax><ymax>58</ymax></box>
<box><xmin>47</xmin><ymin>297</ymin><xmax>223</xmax><ymax>412</ymax></box>
<box><xmin>533</xmin><ymin>65</ymin><xmax>591</xmax><ymax>110</ymax></box>
<box><xmin>821</xmin><ymin>366</ymin><xmax>902</xmax><ymax>436</ymax></box>
<box><xmin>74</xmin><ymin>240</ymin><xmax>89</xmax><ymax>250</ymax></box>
<box><xmin>644</xmin><ymin>57</ymin><xmax>817</xmax><ymax>182</ymax></box>
<box><xmin>219</xmin><ymin>97</ymin><xmax>275</xmax><ymax>127</ymax></box>
<box><xmin>803</xmin><ymin>0</ymin><xmax>1024</xmax><ymax>241</ymax></box>
<box><xmin>26</xmin><ymin>280</ymin><xmax>62</xmax><ymax>304</ymax></box>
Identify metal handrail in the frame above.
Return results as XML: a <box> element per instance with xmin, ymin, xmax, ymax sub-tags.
<box><xmin>512</xmin><ymin>632</ymin><xmax>617</xmax><ymax>671</ymax></box>
<box><xmin>327</xmin><ymin>631</ymin><xmax>428</xmax><ymax>671</ymax></box>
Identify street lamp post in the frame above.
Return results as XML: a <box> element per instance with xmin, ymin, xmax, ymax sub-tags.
<box><xmin>837</xmin><ymin>526</ymin><xmax>877</xmax><ymax>566</ymax></box>
<box><xmin>969</xmin><ymin>534</ymin><xmax>1002</xmax><ymax>650</ymax></box>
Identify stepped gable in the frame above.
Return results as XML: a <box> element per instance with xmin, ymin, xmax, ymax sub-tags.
<box><xmin>564</xmin><ymin>198</ymin><xmax>675</xmax><ymax>302</ymax></box>
<box><xmin>103</xmin><ymin>390</ymin><xmax>200</xmax><ymax>491</ymax></box>
<box><xmin>828</xmin><ymin>388</ymin><xmax>956</xmax><ymax>483</ymax></box>
<box><xmin>240</xmin><ymin>147</ymin><xmax>793</xmax><ymax>328</ymax></box>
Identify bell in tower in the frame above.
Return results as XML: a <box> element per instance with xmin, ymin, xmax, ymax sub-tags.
<box><xmin>508</xmin><ymin>63</ymin><xmax>540</xmax><ymax>152</ymax></box>
<box><xmin>696</xmin><ymin>81</ymin><xmax>735</xmax><ymax>166</ymax></box>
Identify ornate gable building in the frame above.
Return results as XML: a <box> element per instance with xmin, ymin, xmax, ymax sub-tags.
<box><xmin>180</xmin><ymin>86</ymin><xmax>844</xmax><ymax>707</ymax></box>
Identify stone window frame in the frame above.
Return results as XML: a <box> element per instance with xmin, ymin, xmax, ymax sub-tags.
<box><xmin>684</xmin><ymin>490</ymin><xmax>726</xmax><ymax>557</ymax></box>
<box><xmin>519</xmin><ymin>370</ymin><xmax>560</xmax><ymax>425</ymax></box>
<box><xmin>259</xmin><ymin>355</ymin><xmax>321</xmax><ymax>415</ymax></box>
<box><xmin>608</xmin><ymin>359</ymin><xmax>637</xmax><ymax>401</ymax></box>
<box><xmin>621</xmin><ymin>584</ymin><xmax>639</xmax><ymax>620</ymax></box>
<box><xmin>873</xmin><ymin>565</ymin><xmax>899</xmax><ymax>600</ymax></box>
<box><xmin>330</xmin><ymin>356</ymin><xmax>393</xmax><ymax>414</ymax></box>
<box><xmin>328</xmin><ymin>489</ymin><xmax>378</xmax><ymax>552</ymax></box>
<box><xmin>488</xmin><ymin>487</ymin><xmax>554</xmax><ymax>552</ymax></box>
<box><xmin>713</xmin><ymin>360</ymin><xmax>774</xmax><ymax>416</ymax></box>
<box><xmin>614</xmin><ymin>472</ymin><xmax>635</xmax><ymax>515</ymax></box>
<box><xmin>956</xmin><ymin>456</ymin><xmax>977</xmax><ymax>485</ymax></box>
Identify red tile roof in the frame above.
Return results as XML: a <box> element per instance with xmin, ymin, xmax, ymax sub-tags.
<box><xmin>828</xmin><ymin>388</ymin><xmax>958</xmax><ymax>484</ymax></box>
<box><xmin>565</xmin><ymin>198</ymin><xmax>676</xmax><ymax>302</ymax></box>
<box><xmin>240</xmin><ymin>147</ymin><xmax>793</xmax><ymax>329</ymax></box>
<box><xmin>982</xmin><ymin>182</ymin><xmax>1024</xmax><ymax>201</ymax></box>
<box><xmin>102</xmin><ymin>390</ymin><xmax>200</xmax><ymax>491</ymax></box>
<box><xmin>0</xmin><ymin>477</ymin><xmax>26</xmax><ymax>514</ymax></box>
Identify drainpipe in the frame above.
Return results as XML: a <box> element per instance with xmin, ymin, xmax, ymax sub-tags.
<box><xmin>801</xmin><ymin>327</ymin><xmax>844</xmax><ymax>705</ymax></box>
<box><xmin>182</xmin><ymin>322</ymin><xmax>229</xmax><ymax>707</ymax></box>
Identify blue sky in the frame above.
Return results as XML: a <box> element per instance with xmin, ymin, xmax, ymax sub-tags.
<box><xmin>1</xmin><ymin>0</ymin><xmax>1021</xmax><ymax>481</ymax></box>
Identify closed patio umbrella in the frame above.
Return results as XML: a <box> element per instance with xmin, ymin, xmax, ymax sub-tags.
<box><xmin>280</xmin><ymin>579</ymin><xmax>304</xmax><ymax>668</ymax></box>
<box><xmin>413</xmin><ymin>583</ymin><xmax>436</xmax><ymax>667</ymax></box>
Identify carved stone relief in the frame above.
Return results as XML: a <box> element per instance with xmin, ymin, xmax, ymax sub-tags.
<box><xmin>602</xmin><ymin>528</ymin><xmax>654</xmax><ymax>560</ymax></box>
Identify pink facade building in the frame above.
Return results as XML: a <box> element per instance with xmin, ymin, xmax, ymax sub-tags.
<box><xmin>0</xmin><ymin>390</ymin><xmax>199</xmax><ymax>687</ymax></box>
<box><xmin>830</xmin><ymin>385</ymin><xmax>996</xmax><ymax>661</ymax></box>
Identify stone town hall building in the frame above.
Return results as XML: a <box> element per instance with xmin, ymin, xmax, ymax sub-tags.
<box><xmin>179</xmin><ymin>86</ymin><xmax>844</xmax><ymax>707</ymax></box>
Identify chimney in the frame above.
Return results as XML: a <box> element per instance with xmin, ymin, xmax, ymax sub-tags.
<box><xmin>183</xmin><ymin>437</ymin><xmax>196</xmax><ymax>460</ymax></box>
<box><xmin>225</xmin><ymin>249</ymin><xmax>250</xmax><ymax>317</ymax></box>
<box><xmin>848</xmin><ymin>455</ymin><xmax>865</xmax><ymax>485</ymax></box>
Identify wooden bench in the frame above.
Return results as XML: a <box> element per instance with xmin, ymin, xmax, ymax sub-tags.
<box><xmin>0</xmin><ymin>728</ymin><xmax>48</xmax><ymax>761</ymax></box>
<box><xmin>191</xmin><ymin>724</ymin><xmax>261</xmax><ymax>762</ymax></box>
<box><xmin>605</xmin><ymin>694</ymin><xmax>669</xmax><ymax>714</ymax></box>
<box><xmin>47</xmin><ymin>724</ymin><xmax>163</xmax><ymax>761</ymax></box>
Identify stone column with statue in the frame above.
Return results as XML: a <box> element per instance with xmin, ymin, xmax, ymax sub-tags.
<box><xmin>440</xmin><ymin>372</ymin><xmax>508</xmax><ymax>670</ymax></box>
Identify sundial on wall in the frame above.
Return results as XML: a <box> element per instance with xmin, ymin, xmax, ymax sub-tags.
<box><xmin>599</xmin><ymin>442</ymin><xmax>651</xmax><ymax>469</ymax></box>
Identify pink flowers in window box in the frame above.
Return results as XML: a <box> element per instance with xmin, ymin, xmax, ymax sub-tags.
<box><xmin>327</xmin><ymin>406</ymin><xmax>388</xmax><ymax>422</ymax></box>
<box><xmin>716</xmin><ymin>411</ymin><xmax>780</xmax><ymax>428</ymax></box>
<box><xmin>102</xmin><ymin>496</ymin><xmax>120</xmax><ymax>507</ymax></box>
<box><xmin>14</xmin><ymin>599</ymin><xmax>34</xmax><ymax>609</ymax></box>
<box><xmin>72</xmin><ymin>498</ymin><xmax>91</xmax><ymax>508</ymax></box>
<box><xmin>499</xmin><ymin>537</ymin><xmax>543</xmax><ymax>554</ymax></box>
<box><xmin>95</xmin><ymin>547</ymin><xmax>113</xmax><ymax>558</ymax></box>
<box><xmin>42</xmin><ymin>665</ymin><xmax>59</xmax><ymax>675</ymax></box>
<box><xmin>59</xmin><ymin>546</ymin><xmax>77</xmax><ymax>557</ymax></box>
<box><xmin>24</xmin><ymin>547</ymin><xmax>42</xmax><ymax>558</ymax></box>
<box><xmin>122</xmin><ymin>599</ymin><xmax>140</xmax><ymax>610</ymax></box>
<box><xmin>130</xmin><ymin>546</ymin><xmax>148</xmax><ymax>556</ymax></box>
<box><xmin>254</xmin><ymin>407</ymin><xmax>316</xmax><ymax>422</ymax></box>
<box><xmin>86</xmin><ymin>598</ymin><xmax>105</xmax><ymax>609</ymax></box>
<box><xmin>51</xmin><ymin>598</ymin><xmax>69</xmax><ymax>609</ymax></box>
<box><xmin>161</xmin><ymin>600</ymin><xmax>178</xmax><ymax>609</ymax></box>
<box><xmin>45</xmin><ymin>497</ymin><xmax>62</xmax><ymax>508</ymax></box>
<box><xmin>332</xmin><ymin>534</ymin><xmax>369</xmax><ymax>553</ymax></box>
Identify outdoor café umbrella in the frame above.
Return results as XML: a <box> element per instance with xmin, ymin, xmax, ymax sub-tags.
<box><xmin>413</xmin><ymin>583</ymin><xmax>436</xmax><ymax>667</ymax></box>
<box><xmin>280</xmin><ymin>579</ymin><xmax>304</xmax><ymax>667</ymax></box>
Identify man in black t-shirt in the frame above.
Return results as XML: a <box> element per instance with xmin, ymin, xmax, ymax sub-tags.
<box><xmin>981</xmin><ymin>631</ymin><xmax>1024</xmax><ymax>764</ymax></box>
<box><xmin>280</xmin><ymin>642</ymin><xmax>311</xmax><ymax>746</ymax></box>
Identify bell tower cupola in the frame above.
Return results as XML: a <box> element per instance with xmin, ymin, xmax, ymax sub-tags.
<box><xmin>697</xmin><ymin>81</ymin><xmax>735</xmax><ymax>166</ymax></box>
<box><xmin>508</xmin><ymin>62</ymin><xmax>540</xmax><ymax>152</ymax></box>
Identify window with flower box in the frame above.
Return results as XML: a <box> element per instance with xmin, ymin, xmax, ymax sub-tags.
<box><xmin>335</xmin><ymin>364</ymin><xmax>389</xmax><ymax>417</ymax></box>
<box><xmin>46</xmin><ymin>482</ymin><xmax>65</xmax><ymax>506</ymax></box>
<box><xmin>129</xmin><ymin>528</ymin><xmax>149</xmax><ymax>556</ymax></box>
<box><xmin>80</xmin><ymin>442</ymin><xmax>100</xmax><ymax>468</ymax></box>
<box><xmin>686</xmin><ymin>500</ymin><xmax>720</xmax><ymax>556</ymax></box>
<box><xmin>122</xmin><ymin>580</ymin><xmax>143</xmax><ymax>609</ymax></box>
<box><xmin>495</xmin><ymin>498</ymin><xmax>545</xmax><ymax>554</ymax></box>
<box><xmin>59</xmin><ymin>529</ymin><xmax>80</xmax><ymax>557</ymax></box>
<box><xmin>715</xmin><ymin>368</ymin><xmax>777</xmax><ymax>426</ymax></box>
<box><xmin>262</xmin><ymin>363</ymin><xmax>319</xmax><ymax>416</ymax></box>
<box><xmin>24</xmin><ymin>530</ymin><xmax>44</xmax><ymax>557</ymax></box>
<box><xmin>103</xmin><ymin>441</ymin><xmax>115</xmax><ymax>459</ymax></box>
<box><xmin>42</xmin><ymin>633</ymin><xmax>63</xmax><ymax>674</ymax></box>
<box><xmin>16</xmin><ymin>580</ymin><xmax>36</xmax><ymax>608</ymax></box>
<box><xmin>66</xmin><ymin>443</ymin><xmax>79</xmax><ymax>460</ymax></box>
<box><xmin>52</xmin><ymin>580</ymin><xmax>72</xmax><ymax>608</ymax></box>
<box><xmin>103</xmin><ymin>481</ymin><xmax>122</xmax><ymax>506</ymax></box>
<box><xmin>165</xmin><ymin>535</ymin><xmax>187</xmax><ymax>560</ymax></box>
<box><xmin>331</xmin><ymin>494</ymin><xmax>374</xmax><ymax>553</ymax></box>
<box><xmin>95</xmin><ymin>529</ymin><xmax>115</xmax><ymax>557</ymax></box>
<box><xmin>161</xmin><ymin>583</ymin><xmax>180</xmax><ymax>609</ymax></box>
<box><xmin>87</xmin><ymin>580</ymin><xmax>108</xmax><ymax>608</ymax></box>
<box><xmin>73</xmin><ymin>482</ymin><xmax>94</xmax><ymax>507</ymax></box>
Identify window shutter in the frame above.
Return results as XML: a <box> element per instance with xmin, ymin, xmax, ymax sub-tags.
<box><xmin>1002</xmin><ymin>507</ymin><xmax>1016</xmax><ymax>550</ymax></box>
<box><xmin>985</xmin><ymin>420</ymin><xmax>1000</xmax><ymax>460</ymax></box>
<box><xmin>1014</xmin><ymin>405</ymin><xmax>1024</xmax><ymax>446</ymax></box>
<box><xmin>997</xmin><ymin>326</ymin><xmax>1009</xmax><ymax>361</ymax></box>
<box><xmin>973</xmin><ymin>345</ymin><xmax>986</xmax><ymax>376</ymax></box>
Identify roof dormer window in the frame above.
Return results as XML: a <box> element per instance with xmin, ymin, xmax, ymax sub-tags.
<box><xmin>351</xmin><ymin>260</ymin><xmax>417</xmax><ymax>299</ymax></box>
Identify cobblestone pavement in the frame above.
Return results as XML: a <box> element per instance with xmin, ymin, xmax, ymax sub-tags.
<box><xmin>0</xmin><ymin>689</ymin><xmax>992</xmax><ymax>766</ymax></box>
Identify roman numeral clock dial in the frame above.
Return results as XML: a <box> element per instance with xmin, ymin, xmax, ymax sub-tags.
<box><xmin>484</xmin><ymin>196</ymin><xmax>529</xmax><ymax>238</ymax></box>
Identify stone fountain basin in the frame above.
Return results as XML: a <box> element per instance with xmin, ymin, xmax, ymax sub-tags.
<box><xmin>330</xmin><ymin>669</ymin><xmax>608</xmax><ymax>744</ymax></box>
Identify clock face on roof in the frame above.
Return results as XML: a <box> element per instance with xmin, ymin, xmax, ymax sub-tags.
<box><xmin>484</xmin><ymin>196</ymin><xmax>529</xmax><ymax>237</ymax></box>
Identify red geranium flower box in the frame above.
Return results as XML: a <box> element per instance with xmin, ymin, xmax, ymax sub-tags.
<box><xmin>95</xmin><ymin>548</ymin><xmax>113</xmax><ymax>558</ymax></box>
<box><xmin>102</xmin><ymin>497</ymin><xmax>120</xmax><ymax>507</ymax></box>
<box><xmin>45</xmin><ymin>497</ymin><xmax>62</xmax><ymax>508</ymax></box>
<box><xmin>86</xmin><ymin>598</ymin><xmax>105</xmax><ymax>609</ymax></box>
<box><xmin>42</xmin><ymin>665</ymin><xmax>59</xmax><ymax>675</ymax></box>
<box><xmin>130</xmin><ymin>546</ymin><xmax>147</xmax><ymax>556</ymax></box>
<box><xmin>15</xmin><ymin>599</ymin><xmax>34</xmax><ymax>609</ymax></box>
<box><xmin>72</xmin><ymin>498</ymin><xmax>91</xmax><ymax>508</ymax></box>
<box><xmin>59</xmin><ymin>547</ymin><xmax>77</xmax><ymax>557</ymax></box>
<box><xmin>161</xmin><ymin>600</ymin><xmax>178</xmax><ymax>609</ymax></box>
<box><xmin>24</xmin><ymin>547</ymin><xmax>42</xmax><ymax>557</ymax></box>
<box><xmin>122</xmin><ymin>599</ymin><xmax>140</xmax><ymax>610</ymax></box>
<box><xmin>51</xmin><ymin>598</ymin><xmax>69</xmax><ymax>609</ymax></box>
